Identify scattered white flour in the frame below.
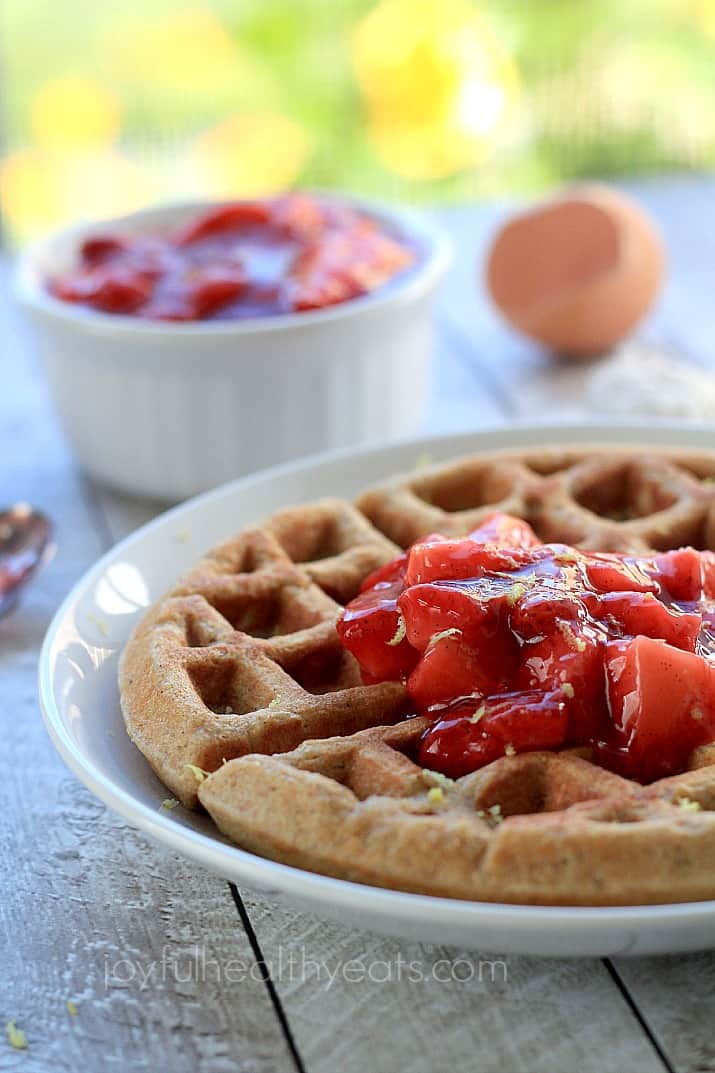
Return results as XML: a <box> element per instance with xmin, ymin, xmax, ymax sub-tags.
<box><xmin>587</xmin><ymin>344</ymin><xmax>715</xmax><ymax>419</ymax></box>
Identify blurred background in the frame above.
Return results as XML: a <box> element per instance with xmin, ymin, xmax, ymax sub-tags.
<box><xmin>3</xmin><ymin>0</ymin><xmax>715</xmax><ymax>245</ymax></box>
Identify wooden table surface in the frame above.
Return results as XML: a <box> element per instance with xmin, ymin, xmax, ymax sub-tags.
<box><xmin>3</xmin><ymin>179</ymin><xmax>715</xmax><ymax>1073</ymax></box>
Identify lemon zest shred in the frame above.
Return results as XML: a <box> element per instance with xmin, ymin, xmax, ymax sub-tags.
<box><xmin>386</xmin><ymin>614</ymin><xmax>407</xmax><ymax>647</ymax></box>
<box><xmin>505</xmin><ymin>583</ymin><xmax>526</xmax><ymax>607</ymax></box>
<box><xmin>268</xmin><ymin>695</ymin><xmax>283</xmax><ymax>709</ymax></box>
<box><xmin>66</xmin><ymin>1000</ymin><xmax>78</xmax><ymax>1017</ymax></box>
<box><xmin>558</xmin><ymin>621</ymin><xmax>586</xmax><ymax>652</ymax></box>
<box><xmin>427</xmin><ymin>787</ymin><xmax>445</xmax><ymax>805</ymax></box>
<box><xmin>185</xmin><ymin>764</ymin><xmax>210</xmax><ymax>784</ymax></box>
<box><xmin>87</xmin><ymin>612</ymin><xmax>109</xmax><ymax>637</ymax></box>
<box><xmin>677</xmin><ymin>796</ymin><xmax>702</xmax><ymax>812</ymax></box>
<box><xmin>426</xmin><ymin>627</ymin><xmax>462</xmax><ymax>652</ymax></box>
<box><xmin>6</xmin><ymin>1021</ymin><xmax>27</xmax><ymax>1050</ymax></box>
<box><xmin>561</xmin><ymin>682</ymin><xmax>575</xmax><ymax>699</ymax></box>
<box><xmin>470</xmin><ymin>704</ymin><xmax>487</xmax><ymax>724</ymax></box>
<box><xmin>160</xmin><ymin>798</ymin><xmax>179</xmax><ymax>811</ymax></box>
<box><xmin>476</xmin><ymin>803</ymin><xmax>503</xmax><ymax>825</ymax></box>
<box><xmin>504</xmin><ymin>743</ymin><xmax>516</xmax><ymax>757</ymax></box>
<box><xmin>425</xmin><ymin>770</ymin><xmax>455</xmax><ymax>789</ymax></box>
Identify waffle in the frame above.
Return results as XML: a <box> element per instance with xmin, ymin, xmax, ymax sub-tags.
<box><xmin>357</xmin><ymin>444</ymin><xmax>715</xmax><ymax>552</ymax></box>
<box><xmin>120</xmin><ymin>500</ymin><xmax>408</xmax><ymax>808</ymax></box>
<box><xmin>120</xmin><ymin>444</ymin><xmax>715</xmax><ymax>904</ymax></box>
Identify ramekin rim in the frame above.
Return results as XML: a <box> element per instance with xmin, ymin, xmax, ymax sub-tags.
<box><xmin>13</xmin><ymin>192</ymin><xmax>452</xmax><ymax>338</ymax></box>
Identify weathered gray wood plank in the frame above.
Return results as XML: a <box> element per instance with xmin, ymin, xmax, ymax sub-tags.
<box><xmin>241</xmin><ymin>894</ymin><xmax>665</xmax><ymax>1073</ymax></box>
<box><xmin>0</xmin><ymin>298</ymin><xmax>294</xmax><ymax>1072</ymax></box>
<box><xmin>609</xmin><ymin>956</ymin><xmax>715</xmax><ymax>1073</ymax></box>
<box><xmin>423</xmin><ymin>333</ymin><xmax>505</xmax><ymax>435</ymax></box>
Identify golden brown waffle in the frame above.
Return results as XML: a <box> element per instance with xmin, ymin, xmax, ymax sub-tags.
<box><xmin>120</xmin><ymin>445</ymin><xmax>715</xmax><ymax>904</ymax></box>
<box><xmin>357</xmin><ymin>444</ymin><xmax>715</xmax><ymax>552</ymax></box>
<box><xmin>120</xmin><ymin>499</ymin><xmax>408</xmax><ymax>807</ymax></box>
<box><xmin>199</xmin><ymin>722</ymin><xmax>715</xmax><ymax>905</ymax></box>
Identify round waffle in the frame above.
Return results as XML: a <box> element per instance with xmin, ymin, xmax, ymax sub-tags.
<box><xmin>119</xmin><ymin>444</ymin><xmax>715</xmax><ymax>905</ymax></box>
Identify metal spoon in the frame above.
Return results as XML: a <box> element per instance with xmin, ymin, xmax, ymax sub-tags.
<box><xmin>0</xmin><ymin>504</ymin><xmax>54</xmax><ymax>617</ymax></box>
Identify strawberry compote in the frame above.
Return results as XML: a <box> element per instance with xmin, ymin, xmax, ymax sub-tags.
<box><xmin>48</xmin><ymin>194</ymin><xmax>414</xmax><ymax>321</ymax></box>
<box><xmin>337</xmin><ymin>512</ymin><xmax>715</xmax><ymax>782</ymax></box>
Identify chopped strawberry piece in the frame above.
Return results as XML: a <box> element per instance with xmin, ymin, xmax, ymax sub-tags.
<box><xmin>188</xmin><ymin>269</ymin><xmax>247</xmax><ymax>318</ymax></box>
<box><xmin>175</xmin><ymin>203</ymin><xmax>272</xmax><ymax>245</ymax></box>
<box><xmin>597</xmin><ymin>591</ymin><xmax>700</xmax><ymax>651</ymax></box>
<box><xmin>272</xmin><ymin>194</ymin><xmax>327</xmax><ymax>240</ymax></box>
<box><xmin>650</xmin><ymin>547</ymin><xmax>703</xmax><ymax>601</ymax></box>
<box><xmin>467</xmin><ymin>512</ymin><xmax>542</xmax><ymax>549</ymax></box>
<box><xmin>336</xmin><ymin>576</ymin><xmax>416</xmax><ymax>683</ymax></box>
<box><xmin>517</xmin><ymin>628</ymin><xmax>607</xmax><ymax>740</ymax></box>
<box><xmin>407</xmin><ymin>635</ymin><xmax>504</xmax><ymax>711</ymax></box>
<box><xmin>701</xmin><ymin>551</ymin><xmax>715</xmax><ymax>597</ymax></box>
<box><xmin>397</xmin><ymin>583</ymin><xmax>501</xmax><ymax>651</ymax></box>
<box><xmin>508</xmin><ymin>590</ymin><xmax>585</xmax><ymax>641</ymax></box>
<box><xmin>52</xmin><ymin>268</ymin><xmax>153</xmax><ymax>313</ymax></box>
<box><xmin>80</xmin><ymin>236</ymin><xmax>126</xmax><ymax>265</ymax></box>
<box><xmin>406</xmin><ymin>538</ymin><xmax>538</xmax><ymax>586</ymax></box>
<box><xmin>584</xmin><ymin>554</ymin><xmax>660</xmax><ymax>594</ymax></box>
<box><xmin>603</xmin><ymin>635</ymin><xmax>715</xmax><ymax>780</ymax></box>
<box><xmin>419</xmin><ymin>690</ymin><xmax>568</xmax><ymax>778</ymax></box>
<box><xmin>289</xmin><ymin>227</ymin><xmax>411</xmax><ymax>311</ymax></box>
<box><xmin>359</xmin><ymin>552</ymin><xmax>409</xmax><ymax>593</ymax></box>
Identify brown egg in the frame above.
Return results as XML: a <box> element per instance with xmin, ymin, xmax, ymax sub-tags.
<box><xmin>485</xmin><ymin>185</ymin><xmax>665</xmax><ymax>357</ymax></box>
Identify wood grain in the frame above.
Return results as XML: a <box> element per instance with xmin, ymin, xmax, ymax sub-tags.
<box><xmin>610</xmin><ymin>955</ymin><xmax>715</xmax><ymax>1073</ymax></box>
<box><xmin>0</xmin><ymin>296</ymin><xmax>294</xmax><ymax>1072</ymax></box>
<box><xmin>241</xmin><ymin>894</ymin><xmax>667</xmax><ymax>1073</ymax></box>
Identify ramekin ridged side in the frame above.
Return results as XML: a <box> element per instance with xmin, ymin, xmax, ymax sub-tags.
<box><xmin>15</xmin><ymin>198</ymin><xmax>451</xmax><ymax>501</ymax></box>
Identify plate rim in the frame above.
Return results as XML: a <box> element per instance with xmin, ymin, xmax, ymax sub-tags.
<box><xmin>38</xmin><ymin>420</ymin><xmax>715</xmax><ymax>940</ymax></box>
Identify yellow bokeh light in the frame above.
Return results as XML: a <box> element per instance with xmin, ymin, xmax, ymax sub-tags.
<box><xmin>691</xmin><ymin>0</ymin><xmax>715</xmax><ymax>37</ymax></box>
<box><xmin>0</xmin><ymin>150</ymin><xmax>60</xmax><ymax>235</ymax></box>
<box><xmin>31</xmin><ymin>76</ymin><xmax>121</xmax><ymax>150</ymax></box>
<box><xmin>353</xmin><ymin>0</ymin><xmax>519</xmax><ymax>179</ymax></box>
<box><xmin>0</xmin><ymin>149</ymin><xmax>152</xmax><ymax>240</ymax></box>
<box><xmin>183</xmin><ymin>114</ymin><xmax>310</xmax><ymax>198</ymax></box>
<box><xmin>107</xmin><ymin>8</ymin><xmax>236</xmax><ymax>92</ymax></box>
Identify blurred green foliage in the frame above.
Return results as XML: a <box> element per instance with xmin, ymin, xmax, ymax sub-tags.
<box><xmin>1</xmin><ymin>0</ymin><xmax>714</xmax><ymax>239</ymax></box>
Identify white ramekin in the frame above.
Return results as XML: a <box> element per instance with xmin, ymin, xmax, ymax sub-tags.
<box><xmin>15</xmin><ymin>196</ymin><xmax>451</xmax><ymax>502</ymax></box>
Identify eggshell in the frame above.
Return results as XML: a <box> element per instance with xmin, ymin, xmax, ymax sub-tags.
<box><xmin>485</xmin><ymin>185</ymin><xmax>665</xmax><ymax>356</ymax></box>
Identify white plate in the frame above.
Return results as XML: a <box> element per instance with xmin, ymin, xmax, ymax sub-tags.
<box><xmin>39</xmin><ymin>423</ymin><xmax>715</xmax><ymax>957</ymax></box>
